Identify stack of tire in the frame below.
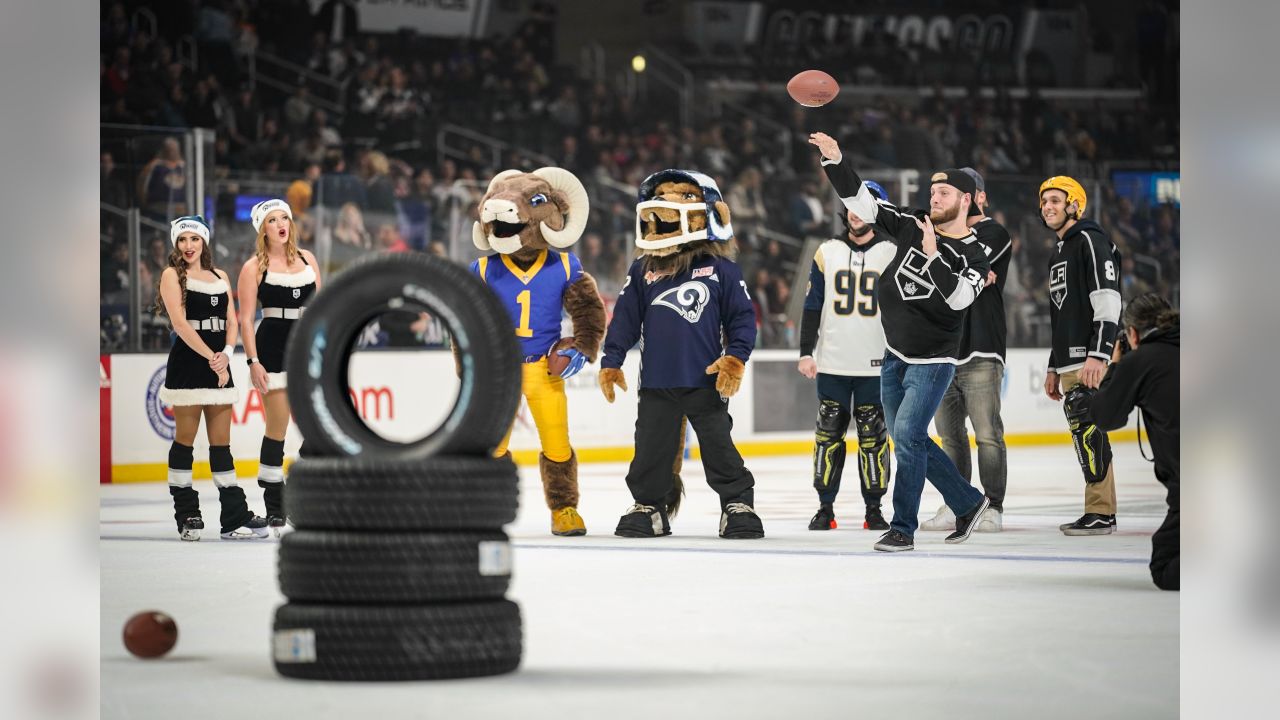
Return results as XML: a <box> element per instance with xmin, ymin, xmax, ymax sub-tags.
<box><xmin>270</xmin><ymin>253</ymin><xmax>525</xmax><ymax>681</ymax></box>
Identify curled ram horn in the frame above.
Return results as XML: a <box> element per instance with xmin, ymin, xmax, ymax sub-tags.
<box><xmin>532</xmin><ymin>166</ymin><xmax>589</xmax><ymax>249</ymax></box>
<box><xmin>472</xmin><ymin>221</ymin><xmax>490</xmax><ymax>251</ymax></box>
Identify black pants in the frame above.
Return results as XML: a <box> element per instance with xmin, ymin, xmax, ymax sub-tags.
<box><xmin>1150</xmin><ymin>479</ymin><xmax>1179</xmax><ymax>591</ymax></box>
<box><xmin>626</xmin><ymin>387</ymin><xmax>755</xmax><ymax>508</ymax></box>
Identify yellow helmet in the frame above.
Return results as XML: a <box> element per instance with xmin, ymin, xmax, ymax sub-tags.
<box><xmin>1039</xmin><ymin>176</ymin><xmax>1087</xmax><ymax>217</ymax></box>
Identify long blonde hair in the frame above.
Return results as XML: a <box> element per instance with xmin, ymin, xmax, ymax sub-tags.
<box><xmin>255</xmin><ymin>212</ymin><xmax>300</xmax><ymax>280</ymax></box>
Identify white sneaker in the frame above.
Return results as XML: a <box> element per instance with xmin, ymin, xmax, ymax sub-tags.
<box><xmin>919</xmin><ymin>504</ymin><xmax>955</xmax><ymax>531</ymax></box>
<box><xmin>976</xmin><ymin>508</ymin><xmax>1003</xmax><ymax>532</ymax></box>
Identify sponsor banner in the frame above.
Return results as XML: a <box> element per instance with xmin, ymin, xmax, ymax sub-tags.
<box><xmin>110</xmin><ymin>348</ymin><xmax>1130</xmax><ymax>479</ymax></box>
<box><xmin>307</xmin><ymin>0</ymin><xmax>482</xmax><ymax>37</ymax></box>
<box><xmin>101</xmin><ymin>356</ymin><xmax>112</xmax><ymax>483</ymax></box>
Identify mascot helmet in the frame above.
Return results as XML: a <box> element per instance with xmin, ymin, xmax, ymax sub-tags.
<box><xmin>635</xmin><ymin>169</ymin><xmax>734</xmax><ymax>250</ymax></box>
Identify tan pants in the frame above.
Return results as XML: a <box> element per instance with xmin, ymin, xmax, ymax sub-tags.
<box><xmin>1060</xmin><ymin>370</ymin><xmax>1117</xmax><ymax>514</ymax></box>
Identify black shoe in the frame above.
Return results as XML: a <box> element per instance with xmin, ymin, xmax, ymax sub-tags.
<box><xmin>614</xmin><ymin>503</ymin><xmax>671</xmax><ymax>538</ymax></box>
<box><xmin>808</xmin><ymin>504</ymin><xmax>836</xmax><ymax>531</ymax></box>
<box><xmin>1059</xmin><ymin>513</ymin><xmax>1117</xmax><ymax>531</ymax></box>
<box><xmin>945</xmin><ymin>496</ymin><xmax>991</xmax><ymax>544</ymax></box>
<box><xmin>720</xmin><ymin>502</ymin><xmax>764</xmax><ymax>539</ymax></box>
<box><xmin>874</xmin><ymin>529</ymin><xmax>914</xmax><ymax>552</ymax></box>
<box><xmin>1062</xmin><ymin>512</ymin><xmax>1115</xmax><ymax>536</ymax></box>
<box><xmin>266</xmin><ymin>515</ymin><xmax>289</xmax><ymax>538</ymax></box>
<box><xmin>179</xmin><ymin>516</ymin><xmax>204</xmax><ymax>542</ymax></box>
<box><xmin>221</xmin><ymin>515</ymin><xmax>271</xmax><ymax>540</ymax></box>
<box><xmin>863</xmin><ymin>504</ymin><xmax>889</xmax><ymax>531</ymax></box>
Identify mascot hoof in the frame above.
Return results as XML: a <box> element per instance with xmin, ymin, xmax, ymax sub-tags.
<box><xmin>551</xmin><ymin>507</ymin><xmax>587</xmax><ymax>536</ymax></box>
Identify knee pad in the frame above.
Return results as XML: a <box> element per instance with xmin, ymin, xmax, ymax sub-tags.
<box><xmin>259</xmin><ymin>437</ymin><xmax>286</xmax><ymax>483</ymax></box>
<box><xmin>813</xmin><ymin>400</ymin><xmax>850</xmax><ymax>492</ymax></box>
<box><xmin>1064</xmin><ymin>386</ymin><xmax>1112</xmax><ymax>483</ymax></box>
<box><xmin>209</xmin><ymin>445</ymin><xmax>238</xmax><ymax>488</ymax></box>
<box><xmin>854</xmin><ymin>404</ymin><xmax>891</xmax><ymax>492</ymax></box>
<box><xmin>168</xmin><ymin>442</ymin><xmax>195</xmax><ymax>487</ymax></box>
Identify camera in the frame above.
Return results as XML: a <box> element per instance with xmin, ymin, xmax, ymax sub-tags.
<box><xmin>1116</xmin><ymin>330</ymin><xmax>1132</xmax><ymax>356</ymax></box>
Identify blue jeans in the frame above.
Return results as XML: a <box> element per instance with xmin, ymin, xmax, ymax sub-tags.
<box><xmin>880</xmin><ymin>354</ymin><xmax>985</xmax><ymax>537</ymax></box>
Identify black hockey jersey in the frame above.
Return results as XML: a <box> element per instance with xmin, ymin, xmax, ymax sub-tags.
<box><xmin>821</xmin><ymin>157</ymin><xmax>989</xmax><ymax>363</ymax></box>
<box><xmin>956</xmin><ymin>217</ymin><xmax>1012</xmax><ymax>363</ymax></box>
<box><xmin>1046</xmin><ymin>219</ymin><xmax>1122</xmax><ymax>373</ymax></box>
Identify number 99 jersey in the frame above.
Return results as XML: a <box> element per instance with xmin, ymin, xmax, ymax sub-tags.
<box><xmin>803</xmin><ymin>236</ymin><xmax>897</xmax><ymax>376</ymax></box>
<box><xmin>471</xmin><ymin>250</ymin><xmax>582</xmax><ymax>359</ymax></box>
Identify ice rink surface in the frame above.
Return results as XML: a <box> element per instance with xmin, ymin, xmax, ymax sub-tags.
<box><xmin>101</xmin><ymin>444</ymin><xmax>1176</xmax><ymax>720</ymax></box>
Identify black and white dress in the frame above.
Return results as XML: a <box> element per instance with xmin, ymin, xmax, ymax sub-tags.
<box><xmin>256</xmin><ymin>259</ymin><xmax>317</xmax><ymax>390</ymax></box>
<box><xmin>159</xmin><ymin>275</ymin><xmax>239</xmax><ymax>406</ymax></box>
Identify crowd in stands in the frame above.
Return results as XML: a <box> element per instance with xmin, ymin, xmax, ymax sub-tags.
<box><xmin>101</xmin><ymin>0</ymin><xmax>1179</xmax><ymax>353</ymax></box>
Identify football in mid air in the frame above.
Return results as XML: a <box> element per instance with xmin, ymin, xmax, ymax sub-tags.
<box><xmin>787</xmin><ymin>70</ymin><xmax>840</xmax><ymax>107</ymax></box>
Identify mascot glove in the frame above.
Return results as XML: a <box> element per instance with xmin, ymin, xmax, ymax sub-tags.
<box><xmin>705</xmin><ymin>355</ymin><xmax>746</xmax><ymax>397</ymax></box>
<box><xmin>558</xmin><ymin>346</ymin><xmax>588</xmax><ymax>379</ymax></box>
<box><xmin>598</xmin><ymin>367</ymin><xmax>628</xmax><ymax>403</ymax></box>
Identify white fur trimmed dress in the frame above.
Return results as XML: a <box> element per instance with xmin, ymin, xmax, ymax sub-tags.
<box><xmin>159</xmin><ymin>276</ymin><xmax>240</xmax><ymax>406</ymax></box>
<box><xmin>256</xmin><ymin>260</ymin><xmax>316</xmax><ymax>390</ymax></box>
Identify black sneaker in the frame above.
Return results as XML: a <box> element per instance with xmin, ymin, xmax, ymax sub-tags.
<box><xmin>945</xmin><ymin>496</ymin><xmax>991</xmax><ymax>544</ymax></box>
<box><xmin>221</xmin><ymin>515</ymin><xmax>271</xmax><ymax>540</ymax></box>
<box><xmin>1062</xmin><ymin>513</ymin><xmax>1115</xmax><ymax>536</ymax></box>
<box><xmin>179</xmin><ymin>516</ymin><xmax>204</xmax><ymax>542</ymax></box>
<box><xmin>808</xmin><ymin>504</ymin><xmax>836</xmax><ymax>531</ymax></box>
<box><xmin>720</xmin><ymin>502</ymin><xmax>764</xmax><ymax>539</ymax></box>
<box><xmin>1059</xmin><ymin>513</ymin><xmax>1117</xmax><ymax>531</ymax></box>
<box><xmin>614</xmin><ymin>503</ymin><xmax>671</xmax><ymax>538</ymax></box>
<box><xmin>863</xmin><ymin>504</ymin><xmax>889</xmax><ymax>531</ymax></box>
<box><xmin>873</xmin><ymin>529</ymin><xmax>914</xmax><ymax>552</ymax></box>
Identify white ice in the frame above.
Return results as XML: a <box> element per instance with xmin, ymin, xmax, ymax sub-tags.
<box><xmin>101</xmin><ymin>444</ymin><xmax>1177</xmax><ymax>719</ymax></box>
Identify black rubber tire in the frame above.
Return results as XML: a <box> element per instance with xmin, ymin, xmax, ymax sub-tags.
<box><xmin>272</xmin><ymin>600</ymin><xmax>522</xmax><ymax>681</ymax></box>
<box><xmin>284</xmin><ymin>252</ymin><xmax>521</xmax><ymax>460</ymax></box>
<box><xmin>285</xmin><ymin>455</ymin><xmax>519</xmax><ymax>531</ymax></box>
<box><xmin>278</xmin><ymin>530</ymin><xmax>512</xmax><ymax>603</ymax></box>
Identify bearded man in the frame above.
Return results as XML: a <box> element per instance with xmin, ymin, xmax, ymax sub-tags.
<box><xmin>809</xmin><ymin>132</ymin><xmax>993</xmax><ymax>553</ymax></box>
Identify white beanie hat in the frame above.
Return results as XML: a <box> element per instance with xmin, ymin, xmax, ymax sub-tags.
<box><xmin>250</xmin><ymin>198</ymin><xmax>293</xmax><ymax>233</ymax></box>
<box><xmin>170</xmin><ymin>215</ymin><xmax>211</xmax><ymax>246</ymax></box>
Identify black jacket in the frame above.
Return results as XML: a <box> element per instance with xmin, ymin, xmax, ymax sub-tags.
<box><xmin>1047</xmin><ymin>219</ymin><xmax>1122</xmax><ymax>373</ymax></box>
<box><xmin>1091</xmin><ymin>326</ymin><xmax>1180</xmax><ymax>498</ymax></box>
<box><xmin>957</xmin><ymin>216</ymin><xmax>1012</xmax><ymax>363</ymax></box>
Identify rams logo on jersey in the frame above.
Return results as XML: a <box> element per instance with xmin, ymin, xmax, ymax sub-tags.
<box><xmin>653</xmin><ymin>281</ymin><xmax>711</xmax><ymax>324</ymax></box>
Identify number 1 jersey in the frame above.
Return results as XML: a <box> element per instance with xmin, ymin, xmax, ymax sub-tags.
<box><xmin>471</xmin><ymin>250</ymin><xmax>582</xmax><ymax>358</ymax></box>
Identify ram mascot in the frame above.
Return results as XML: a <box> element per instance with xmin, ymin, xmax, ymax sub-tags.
<box><xmin>598</xmin><ymin>170</ymin><xmax>764</xmax><ymax>539</ymax></box>
<box><xmin>470</xmin><ymin>167</ymin><xmax>606</xmax><ymax>536</ymax></box>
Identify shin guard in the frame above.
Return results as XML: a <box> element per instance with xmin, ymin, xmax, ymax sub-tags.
<box><xmin>854</xmin><ymin>403</ymin><xmax>891</xmax><ymax>499</ymax></box>
<box><xmin>812</xmin><ymin>400</ymin><xmax>850</xmax><ymax>504</ymax></box>
<box><xmin>1064</xmin><ymin>386</ymin><xmax>1113</xmax><ymax>483</ymax></box>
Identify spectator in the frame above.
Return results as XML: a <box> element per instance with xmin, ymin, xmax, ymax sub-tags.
<box><xmin>283</xmin><ymin>84</ymin><xmax>314</xmax><ymax>131</ymax></box>
<box><xmin>333</xmin><ymin>202</ymin><xmax>372</xmax><ymax>249</ymax></box>
<box><xmin>360</xmin><ymin>150</ymin><xmax>396</xmax><ymax>214</ymax></box>
<box><xmin>377</xmin><ymin>223</ymin><xmax>410</xmax><ymax>252</ymax></box>
<box><xmin>137</xmin><ymin>137</ymin><xmax>187</xmax><ymax>219</ymax></box>
<box><xmin>316</xmin><ymin>0</ymin><xmax>359</xmax><ymax>44</ymax></box>
<box><xmin>101</xmin><ymin>152</ymin><xmax>130</xmax><ymax>209</ymax></box>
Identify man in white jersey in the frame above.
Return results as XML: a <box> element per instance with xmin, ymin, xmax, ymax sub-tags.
<box><xmin>797</xmin><ymin>181</ymin><xmax>897</xmax><ymax>531</ymax></box>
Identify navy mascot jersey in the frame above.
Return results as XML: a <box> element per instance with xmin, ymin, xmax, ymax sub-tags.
<box><xmin>602</xmin><ymin>256</ymin><xmax>757</xmax><ymax>389</ymax></box>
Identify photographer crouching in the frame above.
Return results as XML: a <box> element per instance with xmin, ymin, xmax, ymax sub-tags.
<box><xmin>1090</xmin><ymin>293</ymin><xmax>1180</xmax><ymax>590</ymax></box>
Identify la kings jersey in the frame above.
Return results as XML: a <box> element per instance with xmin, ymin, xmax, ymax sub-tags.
<box><xmin>802</xmin><ymin>236</ymin><xmax>895</xmax><ymax>376</ymax></box>
<box><xmin>956</xmin><ymin>217</ymin><xmax>1013</xmax><ymax>364</ymax></box>
<box><xmin>1046</xmin><ymin>218</ymin><xmax>1122</xmax><ymax>373</ymax></box>
<box><xmin>822</xmin><ymin>156</ymin><xmax>989</xmax><ymax>363</ymax></box>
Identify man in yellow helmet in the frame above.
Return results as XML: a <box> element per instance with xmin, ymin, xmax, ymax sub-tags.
<box><xmin>1039</xmin><ymin>176</ymin><xmax>1124</xmax><ymax>536</ymax></box>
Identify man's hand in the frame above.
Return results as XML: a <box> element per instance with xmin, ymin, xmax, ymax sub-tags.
<box><xmin>1044</xmin><ymin>370</ymin><xmax>1062</xmax><ymax>401</ymax></box>
<box><xmin>807</xmin><ymin>132</ymin><xmax>841</xmax><ymax>163</ymax></box>
<box><xmin>1079</xmin><ymin>357</ymin><xmax>1107</xmax><ymax>389</ymax></box>
<box><xmin>914</xmin><ymin>215</ymin><xmax>938</xmax><ymax>257</ymax></box>
<box><xmin>705</xmin><ymin>355</ymin><xmax>746</xmax><ymax>397</ymax></box>
<box><xmin>598</xmin><ymin>367</ymin><xmax>627</xmax><ymax>403</ymax></box>
<box><xmin>797</xmin><ymin>356</ymin><xmax>817</xmax><ymax>379</ymax></box>
<box><xmin>987</xmin><ymin>270</ymin><xmax>997</xmax><ymax>286</ymax></box>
